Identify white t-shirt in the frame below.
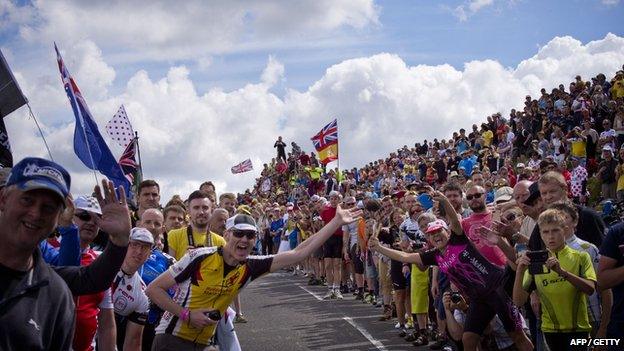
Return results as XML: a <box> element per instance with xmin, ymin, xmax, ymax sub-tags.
<box><xmin>111</xmin><ymin>270</ymin><xmax>149</xmax><ymax>318</ymax></box>
<box><xmin>342</xmin><ymin>222</ymin><xmax>358</xmax><ymax>249</ymax></box>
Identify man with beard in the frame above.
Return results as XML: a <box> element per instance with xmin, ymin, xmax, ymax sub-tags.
<box><xmin>147</xmin><ymin>208</ymin><xmax>361</xmax><ymax>349</ymax></box>
<box><xmin>460</xmin><ymin>185</ymin><xmax>508</xmax><ymax>267</ymax></box>
<box><xmin>442</xmin><ymin>182</ymin><xmax>470</xmax><ymax>219</ymax></box>
<box><xmin>167</xmin><ymin>191</ymin><xmax>226</xmax><ymax>261</ymax></box>
<box><xmin>132</xmin><ymin>180</ymin><xmax>161</xmax><ymax>225</ymax></box>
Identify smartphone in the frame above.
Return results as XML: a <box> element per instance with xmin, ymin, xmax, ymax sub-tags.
<box><xmin>527</xmin><ymin>250</ymin><xmax>549</xmax><ymax>275</ymax></box>
<box><xmin>205</xmin><ymin>310</ymin><xmax>221</xmax><ymax>321</ymax></box>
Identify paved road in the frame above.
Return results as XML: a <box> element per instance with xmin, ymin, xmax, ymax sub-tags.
<box><xmin>235</xmin><ymin>272</ymin><xmax>433</xmax><ymax>351</ymax></box>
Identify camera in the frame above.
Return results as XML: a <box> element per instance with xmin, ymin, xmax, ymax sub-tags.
<box><xmin>450</xmin><ymin>292</ymin><xmax>462</xmax><ymax>304</ymax></box>
<box><xmin>411</xmin><ymin>241</ymin><xmax>424</xmax><ymax>250</ymax></box>
<box><xmin>205</xmin><ymin>310</ymin><xmax>221</xmax><ymax>321</ymax></box>
<box><xmin>527</xmin><ymin>250</ymin><xmax>549</xmax><ymax>275</ymax></box>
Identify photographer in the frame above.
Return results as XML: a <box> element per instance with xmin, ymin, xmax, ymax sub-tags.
<box><xmin>444</xmin><ymin>289</ymin><xmax>528</xmax><ymax>351</ymax></box>
<box><xmin>513</xmin><ymin>208</ymin><xmax>596</xmax><ymax>350</ymax></box>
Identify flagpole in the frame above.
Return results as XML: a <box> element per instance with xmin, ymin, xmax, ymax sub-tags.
<box><xmin>26</xmin><ymin>103</ymin><xmax>54</xmax><ymax>161</ymax></box>
<box><xmin>336</xmin><ymin>118</ymin><xmax>340</xmax><ymax>186</ymax></box>
<box><xmin>135</xmin><ymin>131</ymin><xmax>143</xmax><ymax>182</ymax></box>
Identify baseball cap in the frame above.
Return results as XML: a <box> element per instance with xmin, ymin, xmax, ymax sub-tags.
<box><xmin>226</xmin><ymin>214</ymin><xmax>258</xmax><ymax>232</ymax></box>
<box><xmin>603</xmin><ymin>145</ymin><xmax>614</xmax><ymax>153</ymax></box>
<box><xmin>310</xmin><ymin>195</ymin><xmax>320</xmax><ymax>202</ymax></box>
<box><xmin>328</xmin><ymin>190</ymin><xmax>340</xmax><ymax>198</ymax></box>
<box><xmin>74</xmin><ymin>195</ymin><xmax>102</xmax><ymax>215</ymax></box>
<box><xmin>516</xmin><ymin>163</ymin><xmax>525</xmax><ymax>169</ymax></box>
<box><xmin>130</xmin><ymin>227</ymin><xmax>154</xmax><ymax>245</ymax></box>
<box><xmin>494</xmin><ymin>186</ymin><xmax>513</xmax><ymax>204</ymax></box>
<box><xmin>425</xmin><ymin>219</ymin><xmax>449</xmax><ymax>234</ymax></box>
<box><xmin>6</xmin><ymin>157</ymin><xmax>71</xmax><ymax>203</ymax></box>
<box><xmin>237</xmin><ymin>205</ymin><xmax>252</xmax><ymax>215</ymax></box>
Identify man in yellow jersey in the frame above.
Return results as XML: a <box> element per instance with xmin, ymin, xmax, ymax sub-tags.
<box><xmin>147</xmin><ymin>206</ymin><xmax>361</xmax><ymax>350</ymax></box>
<box><xmin>167</xmin><ymin>190</ymin><xmax>226</xmax><ymax>261</ymax></box>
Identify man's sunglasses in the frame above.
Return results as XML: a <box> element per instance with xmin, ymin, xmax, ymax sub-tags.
<box><xmin>502</xmin><ymin>213</ymin><xmax>517</xmax><ymax>222</ymax></box>
<box><xmin>75</xmin><ymin>211</ymin><xmax>101</xmax><ymax>222</ymax></box>
<box><xmin>466</xmin><ymin>193</ymin><xmax>484</xmax><ymax>200</ymax></box>
<box><xmin>232</xmin><ymin>230</ymin><xmax>257</xmax><ymax>239</ymax></box>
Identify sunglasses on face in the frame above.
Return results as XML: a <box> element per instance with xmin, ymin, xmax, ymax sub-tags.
<box><xmin>232</xmin><ymin>230</ymin><xmax>257</xmax><ymax>240</ymax></box>
<box><xmin>75</xmin><ymin>211</ymin><xmax>101</xmax><ymax>222</ymax></box>
<box><xmin>466</xmin><ymin>193</ymin><xmax>484</xmax><ymax>200</ymax></box>
<box><xmin>345</xmin><ymin>202</ymin><xmax>356</xmax><ymax>206</ymax></box>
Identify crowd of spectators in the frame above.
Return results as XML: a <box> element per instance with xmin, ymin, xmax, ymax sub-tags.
<box><xmin>227</xmin><ymin>67</ymin><xmax>624</xmax><ymax>350</ymax></box>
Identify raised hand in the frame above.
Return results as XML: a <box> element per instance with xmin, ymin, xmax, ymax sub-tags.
<box><xmin>478</xmin><ymin>226</ymin><xmax>502</xmax><ymax>246</ymax></box>
<box><xmin>335</xmin><ymin>205</ymin><xmax>362</xmax><ymax>225</ymax></box>
<box><xmin>58</xmin><ymin>194</ymin><xmax>75</xmax><ymax>227</ymax></box>
<box><xmin>93</xmin><ymin>179</ymin><xmax>131</xmax><ymax>247</ymax></box>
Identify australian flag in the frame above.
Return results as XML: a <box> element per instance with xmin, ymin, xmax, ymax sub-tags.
<box><xmin>55</xmin><ymin>44</ymin><xmax>130</xmax><ymax>193</ymax></box>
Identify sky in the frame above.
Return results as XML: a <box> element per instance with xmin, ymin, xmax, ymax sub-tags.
<box><xmin>1</xmin><ymin>0</ymin><xmax>623</xmax><ymax>202</ymax></box>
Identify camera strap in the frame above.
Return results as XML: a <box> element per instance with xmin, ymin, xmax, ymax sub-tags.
<box><xmin>186</xmin><ymin>225</ymin><xmax>212</xmax><ymax>247</ymax></box>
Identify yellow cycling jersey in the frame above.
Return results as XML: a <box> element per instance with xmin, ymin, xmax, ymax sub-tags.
<box><xmin>522</xmin><ymin>245</ymin><xmax>596</xmax><ymax>333</ymax></box>
<box><xmin>155</xmin><ymin>247</ymin><xmax>273</xmax><ymax>345</ymax></box>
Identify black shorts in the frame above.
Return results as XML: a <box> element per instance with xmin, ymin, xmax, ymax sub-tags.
<box><xmin>323</xmin><ymin>236</ymin><xmax>343</xmax><ymax>259</ymax></box>
<box><xmin>349</xmin><ymin>245</ymin><xmax>364</xmax><ymax>274</ymax></box>
<box><xmin>390</xmin><ymin>260</ymin><xmax>408</xmax><ymax>290</ymax></box>
<box><xmin>463</xmin><ymin>286</ymin><xmax>524</xmax><ymax>335</ymax></box>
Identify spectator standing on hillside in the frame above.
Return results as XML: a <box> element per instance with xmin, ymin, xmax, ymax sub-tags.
<box><xmin>274</xmin><ymin>136</ymin><xmax>287</xmax><ymax>161</ymax></box>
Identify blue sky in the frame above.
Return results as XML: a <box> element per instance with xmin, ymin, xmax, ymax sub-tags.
<box><xmin>2</xmin><ymin>0</ymin><xmax>623</xmax><ymax>198</ymax></box>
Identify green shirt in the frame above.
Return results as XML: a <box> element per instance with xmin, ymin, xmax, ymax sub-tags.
<box><xmin>522</xmin><ymin>245</ymin><xmax>596</xmax><ymax>333</ymax></box>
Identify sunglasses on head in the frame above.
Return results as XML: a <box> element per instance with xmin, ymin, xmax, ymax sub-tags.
<box><xmin>466</xmin><ymin>192</ymin><xmax>484</xmax><ymax>200</ymax></box>
<box><xmin>75</xmin><ymin>211</ymin><xmax>100</xmax><ymax>222</ymax></box>
<box><xmin>232</xmin><ymin>230</ymin><xmax>257</xmax><ymax>239</ymax></box>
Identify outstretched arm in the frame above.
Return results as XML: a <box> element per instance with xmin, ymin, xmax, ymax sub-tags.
<box><xmin>433</xmin><ymin>192</ymin><xmax>462</xmax><ymax>235</ymax></box>
<box><xmin>367</xmin><ymin>223</ymin><xmax>423</xmax><ymax>266</ymax></box>
<box><xmin>270</xmin><ymin>206</ymin><xmax>362</xmax><ymax>272</ymax></box>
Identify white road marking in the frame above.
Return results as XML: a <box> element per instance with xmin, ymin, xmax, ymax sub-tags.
<box><xmin>342</xmin><ymin>316</ymin><xmax>388</xmax><ymax>351</ymax></box>
<box><xmin>296</xmin><ymin>284</ymin><xmax>323</xmax><ymax>301</ymax></box>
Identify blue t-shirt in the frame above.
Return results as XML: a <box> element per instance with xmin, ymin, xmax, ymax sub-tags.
<box><xmin>271</xmin><ymin>219</ymin><xmax>284</xmax><ymax>243</ymax></box>
<box><xmin>458</xmin><ymin>157</ymin><xmax>476</xmax><ymax>177</ymax></box>
<box><xmin>140</xmin><ymin>249</ymin><xmax>174</xmax><ymax>324</ymax></box>
<box><xmin>599</xmin><ymin>223</ymin><xmax>624</xmax><ymax>325</ymax></box>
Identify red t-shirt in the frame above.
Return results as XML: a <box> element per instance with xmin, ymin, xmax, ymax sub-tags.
<box><xmin>320</xmin><ymin>205</ymin><xmax>342</xmax><ymax>236</ymax></box>
<box><xmin>73</xmin><ymin>249</ymin><xmax>106</xmax><ymax>351</ymax></box>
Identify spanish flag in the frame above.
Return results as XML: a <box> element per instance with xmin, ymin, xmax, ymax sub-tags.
<box><xmin>311</xmin><ymin>119</ymin><xmax>338</xmax><ymax>165</ymax></box>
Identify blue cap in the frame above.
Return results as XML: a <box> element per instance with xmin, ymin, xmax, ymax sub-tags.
<box><xmin>6</xmin><ymin>157</ymin><xmax>71</xmax><ymax>202</ymax></box>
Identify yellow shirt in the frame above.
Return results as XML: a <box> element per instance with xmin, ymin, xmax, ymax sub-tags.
<box><xmin>570</xmin><ymin>139</ymin><xmax>587</xmax><ymax>158</ymax></box>
<box><xmin>155</xmin><ymin>247</ymin><xmax>273</xmax><ymax>345</ymax></box>
<box><xmin>482</xmin><ymin>130</ymin><xmax>494</xmax><ymax>147</ymax></box>
<box><xmin>167</xmin><ymin>226</ymin><xmax>226</xmax><ymax>261</ymax></box>
<box><xmin>522</xmin><ymin>245</ymin><xmax>596</xmax><ymax>333</ymax></box>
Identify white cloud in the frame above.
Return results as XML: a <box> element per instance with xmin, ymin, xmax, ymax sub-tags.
<box><xmin>11</xmin><ymin>0</ymin><xmax>379</xmax><ymax>63</ymax></box>
<box><xmin>601</xmin><ymin>0</ymin><xmax>620</xmax><ymax>5</ymax></box>
<box><xmin>452</xmin><ymin>0</ymin><xmax>495</xmax><ymax>21</ymax></box>
<box><xmin>6</xmin><ymin>33</ymin><xmax>624</xmax><ymax>202</ymax></box>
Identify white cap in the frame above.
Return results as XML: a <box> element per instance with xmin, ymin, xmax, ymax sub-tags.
<box><xmin>74</xmin><ymin>195</ymin><xmax>102</xmax><ymax>215</ymax></box>
<box><xmin>130</xmin><ymin>227</ymin><xmax>154</xmax><ymax>245</ymax></box>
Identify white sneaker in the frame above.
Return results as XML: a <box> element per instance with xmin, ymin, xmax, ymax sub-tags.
<box><xmin>323</xmin><ymin>290</ymin><xmax>334</xmax><ymax>300</ymax></box>
<box><xmin>334</xmin><ymin>290</ymin><xmax>343</xmax><ymax>299</ymax></box>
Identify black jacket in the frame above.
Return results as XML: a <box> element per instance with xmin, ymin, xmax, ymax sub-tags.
<box><xmin>0</xmin><ymin>242</ymin><xmax>128</xmax><ymax>350</ymax></box>
<box><xmin>0</xmin><ymin>249</ymin><xmax>75</xmax><ymax>351</ymax></box>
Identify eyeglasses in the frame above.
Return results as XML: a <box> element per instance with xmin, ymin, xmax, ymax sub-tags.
<box><xmin>232</xmin><ymin>230</ymin><xmax>257</xmax><ymax>239</ymax></box>
<box><xmin>466</xmin><ymin>193</ymin><xmax>484</xmax><ymax>200</ymax></box>
<box><xmin>75</xmin><ymin>211</ymin><xmax>100</xmax><ymax>222</ymax></box>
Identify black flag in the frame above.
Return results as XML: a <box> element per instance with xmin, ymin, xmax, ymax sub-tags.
<box><xmin>0</xmin><ymin>49</ymin><xmax>28</xmax><ymax>167</ymax></box>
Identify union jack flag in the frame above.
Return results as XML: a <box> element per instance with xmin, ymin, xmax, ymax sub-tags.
<box><xmin>311</xmin><ymin>119</ymin><xmax>338</xmax><ymax>151</ymax></box>
<box><xmin>231</xmin><ymin>158</ymin><xmax>253</xmax><ymax>174</ymax></box>
<box><xmin>119</xmin><ymin>139</ymin><xmax>139</xmax><ymax>183</ymax></box>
